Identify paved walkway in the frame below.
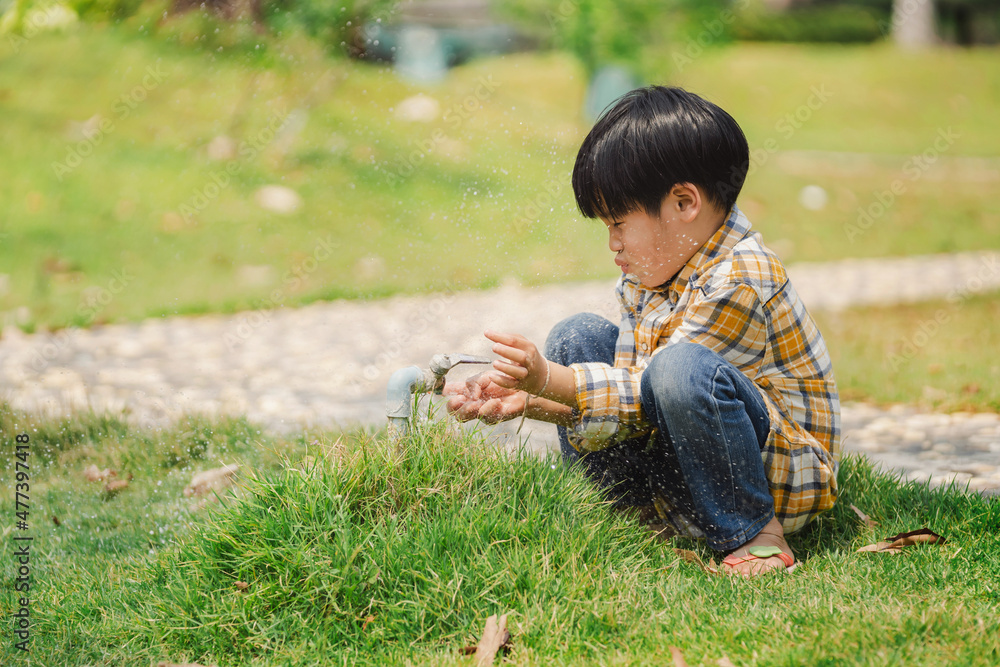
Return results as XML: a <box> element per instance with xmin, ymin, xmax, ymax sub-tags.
<box><xmin>2</xmin><ymin>251</ymin><xmax>999</xmax><ymax>493</ymax></box>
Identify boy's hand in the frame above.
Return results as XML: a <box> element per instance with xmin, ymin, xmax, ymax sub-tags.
<box><xmin>443</xmin><ymin>372</ymin><xmax>527</xmax><ymax>424</ymax></box>
<box><xmin>484</xmin><ymin>329</ymin><xmax>549</xmax><ymax>396</ymax></box>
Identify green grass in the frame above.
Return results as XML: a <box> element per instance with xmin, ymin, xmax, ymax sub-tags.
<box><xmin>2</xmin><ymin>403</ymin><xmax>998</xmax><ymax>665</ymax></box>
<box><xmin>1</xmin><ymin>25</ymin><xmax>999</xmax><ymax>330</ymax></box>
<box><xmin>816</xmin><ymin>289</ymin><xmax>1000</xmax><ymax>412</ymax></box>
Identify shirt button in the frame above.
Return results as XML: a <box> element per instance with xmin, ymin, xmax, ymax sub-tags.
<box><xmin>640</xmin><ymin>343</ymin><xmax>648</xmax><ymax>352</ymax></box>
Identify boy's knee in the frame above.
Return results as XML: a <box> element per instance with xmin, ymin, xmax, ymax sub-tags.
<box><xmin>543</xmin><ymin>312</ymin><xmax>615</xmax><ymax>363</ymax></box>
<box><xmin>641</xmin><ymin>343</ymin><xmax>724</xmax><ymax>409</ymax></box>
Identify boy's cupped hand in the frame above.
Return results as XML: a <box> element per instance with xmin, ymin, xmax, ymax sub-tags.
<box><xmin>443</xmin><ymin>329</ymin><xmax>546</xmax><ymax>424</ymax></box>
<box><xmin>443</xmin><ymin>372</ymin><xmax>526</xmax><ymax>424</ymax></box>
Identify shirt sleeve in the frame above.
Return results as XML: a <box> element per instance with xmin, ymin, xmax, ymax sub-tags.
<box><xmin>565</xmin><ymin>277</ymin><xmax>651</xmax><ymax>451</ymax></box>
<box><xmin>568</xmin><ymin>362</ymin><xmax>648</xmax><ymax>449</ymax></box>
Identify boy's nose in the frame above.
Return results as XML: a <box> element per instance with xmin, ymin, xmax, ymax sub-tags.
<box><xmin>608</xmin><ymin>234</ymin><xmax>623</xmax><ymax>252</ymax></box>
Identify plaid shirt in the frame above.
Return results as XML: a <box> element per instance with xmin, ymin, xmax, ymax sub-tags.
<box><xmin>569</xmin><ymin>206</ymin><xmax>841</xmax><ymax>534</ymax></box>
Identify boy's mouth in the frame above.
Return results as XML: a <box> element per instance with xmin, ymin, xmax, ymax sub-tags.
<box><xmin>615</xmin><ymin>258</ymin><xmax>629</xmax><ymax>273</ymax></box>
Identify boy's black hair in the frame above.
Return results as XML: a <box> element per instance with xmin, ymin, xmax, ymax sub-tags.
<box><xmin>572</xmin><ymin>85</ymin><xmax>749</xmax><ymax>220</ymax></box>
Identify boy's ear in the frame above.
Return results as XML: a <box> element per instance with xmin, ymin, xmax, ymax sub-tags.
<box><xmin>663</xmin><ymin>182</ymin><xmax>702</xmax><ymax>223</ymax></box>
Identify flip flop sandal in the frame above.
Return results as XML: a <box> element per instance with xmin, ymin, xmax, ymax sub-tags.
<box><xmin>722</xmin><ymin>546</ymin><xmax>797</xmax><ymax>575</ymax></box>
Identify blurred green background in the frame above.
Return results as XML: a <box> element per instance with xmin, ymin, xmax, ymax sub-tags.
<box><xmin>1</xmin><ymin>0</ymin><xmax>998</xmax><ymax>407</ymax></box>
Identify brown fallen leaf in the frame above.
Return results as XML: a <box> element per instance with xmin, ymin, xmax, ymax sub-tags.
<box><xmin>670</xmin><ymin>646</ymin><xmax>689</xmax><ymax>667</ymax></box>
<box><xmin>234</xmin><ymin>581</ymin><xmax>249</xmax><ymax>591</ymax></box>
<box><xmin>850</xmin><ymin>504</ymin><xmax>878</xmax><ymax>528</ymax></box>
<box><xmin>52</xmin><ymin>516</ymin><xmax>61</xmax><ymax>527</ymax></box>
<box><xmin>361</xmin><ymin>614</ymin><xmax>375</xmax><ymax>631</ymax></box>
<box><xmin>858</xmin><ymin>528</ymin><xmax>947</xmax><ymax>554</ymax></box>
<box><xmin>103</xmin><ymin>479</ymin><xmax>130</xmax><ymax>498</ymax></box>
<box><xmin>473</xmin><ymin>613</ymin><xmax>511</xmax><ymax>666</ymax></box>
<box><xmin>674</xmin><ymin>548</ymin><xmax>720</xmax><ymax>575</ymax></box>
<box><xmin>184</xmin><ymin>464</ymin><xmax>239</xmax><ymax>498</ymax></box>
<box><xmin>858</xmin><ymin>541</ymin><xmax>902</xmax><ymax>554</ymax></box>
<box><xmin>885</xmin><ymin>528</ymin><xmax>947</xmax><ymax>546</ymax></box>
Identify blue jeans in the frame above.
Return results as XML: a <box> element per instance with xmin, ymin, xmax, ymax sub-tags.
<box><xmin>544</xmin><ymin>313</ymin><xmax>774</xmax><ymax>552</ymax></box>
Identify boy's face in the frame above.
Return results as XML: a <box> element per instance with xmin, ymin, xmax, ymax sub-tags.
<box><xmin>601</xmin><ymin>196</ymin><xmax>702</xmax><ymax>289</ymax></box>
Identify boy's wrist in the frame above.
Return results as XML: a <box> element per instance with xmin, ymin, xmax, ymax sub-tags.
<box><xmin>536</xmin><ymin>362</ymin><xmax>578</xmax><ymax>408</ymax></box>
<box><xmin>534</xmin><ymin>358</ymin><xmax>551</xmax><ymax>398</ymax></box>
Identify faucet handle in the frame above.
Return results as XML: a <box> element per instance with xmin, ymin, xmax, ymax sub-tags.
<box><xmin>429</xmin><ymin>353</ymin><xmax>492</xmax><ymax>376</ymax></box>
<box><xmin>428</xmin><ymin>353</ymin><xmax>492</xmax><ymax>393</ymax></box>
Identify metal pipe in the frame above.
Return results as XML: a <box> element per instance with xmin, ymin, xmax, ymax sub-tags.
<box><xmin>386</xmin><ymin>365</ymin><xmax>430</xmax><ymax>439</ymax></box>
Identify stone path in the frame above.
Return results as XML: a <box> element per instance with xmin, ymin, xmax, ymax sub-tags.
<box><xmin>1</xmin><ymin>250</ymin><xmax>999</xmax><ymax>493</ymax></box>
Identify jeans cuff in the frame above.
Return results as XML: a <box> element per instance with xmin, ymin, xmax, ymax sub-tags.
<box><xmin>709</xmin><ymin>508</ymin><xmax>775</xmax><ymax>552</ymax></box>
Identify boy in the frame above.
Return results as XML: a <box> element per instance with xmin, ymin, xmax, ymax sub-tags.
<box><xmin>445</xmin><ymin>86</ymin><xmax>840</xmax><ymax>576</ymax></box>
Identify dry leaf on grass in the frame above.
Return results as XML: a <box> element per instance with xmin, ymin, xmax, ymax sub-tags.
<box><xmin>674</xmin><ymin>548</ymin><xmax>720</xmax><ymax>575</ymax></box>
<box><xmin>234</xmin><ymin>581</ymin><xmax>249</xmax><ymax>591</ymax></box>
<box><xmin>850</xmin><ymin>504</ymin><xmax>878</xmax><ymax>528</ymax></box>
<box><xmin>103</xmin><ymin>479</ymin><xmax>130</xmax><ymax>498</ymax></box>
<box><xmin>83</xmin><ymin>464</ymin><xmax>116</xmax><ymax>482</ymax></box>
<box><xmin>466</xmin><ymin>613</ymin><xmax>512</xmax><ymax>665</ymax></box>
<box><xmin>858</xmin><ymin>528</ymin><xmax>947</xmax><ymax>554</ymax></box>
<box><xmin>183</xmin><ymin>464</ymin><xmax>239</xmax><ymax>498</ymax></box>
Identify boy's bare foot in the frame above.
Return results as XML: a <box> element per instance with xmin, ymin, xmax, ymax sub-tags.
<box><xmin>722</xmin><ymin>517</ymin><xmax>795</xmax><ymax>577</ymax></box>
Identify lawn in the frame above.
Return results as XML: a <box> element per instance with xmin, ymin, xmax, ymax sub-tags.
<box><xmin>1</xmin><ymin>404</ymin><xmax>997</xmax><ymax>665</ymax></box>
<box><xmin>815</xmin><ymin>289</ymin><xmax>1000</xmax><ymax>412</ymax></box>
<box><xmin>4</xmin><ymin>17</ymin><xmax>998</xmax><ymax>666</ymax></box>
<box><xmin>2</xmin><ymin>25</ymin><xmax>999</xmax><ymax>330</ymax></box>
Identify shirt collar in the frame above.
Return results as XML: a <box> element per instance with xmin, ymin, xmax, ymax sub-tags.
<box><xmin>663</xmin><ymin>205</ymin><xmax>752</xmax><ymax>303</ymax></box>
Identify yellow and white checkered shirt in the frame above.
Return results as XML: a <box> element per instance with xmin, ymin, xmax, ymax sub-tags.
<box><xmin>569</xmin><ymin>206</ymin><xmax>841</xmax><ymax>534</ymax></box>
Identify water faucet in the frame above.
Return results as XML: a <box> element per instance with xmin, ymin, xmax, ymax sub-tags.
<box><xmin>386</xmin><ymin>353</ymin><xmax>491</xmax><ymax>439</ymax></box>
